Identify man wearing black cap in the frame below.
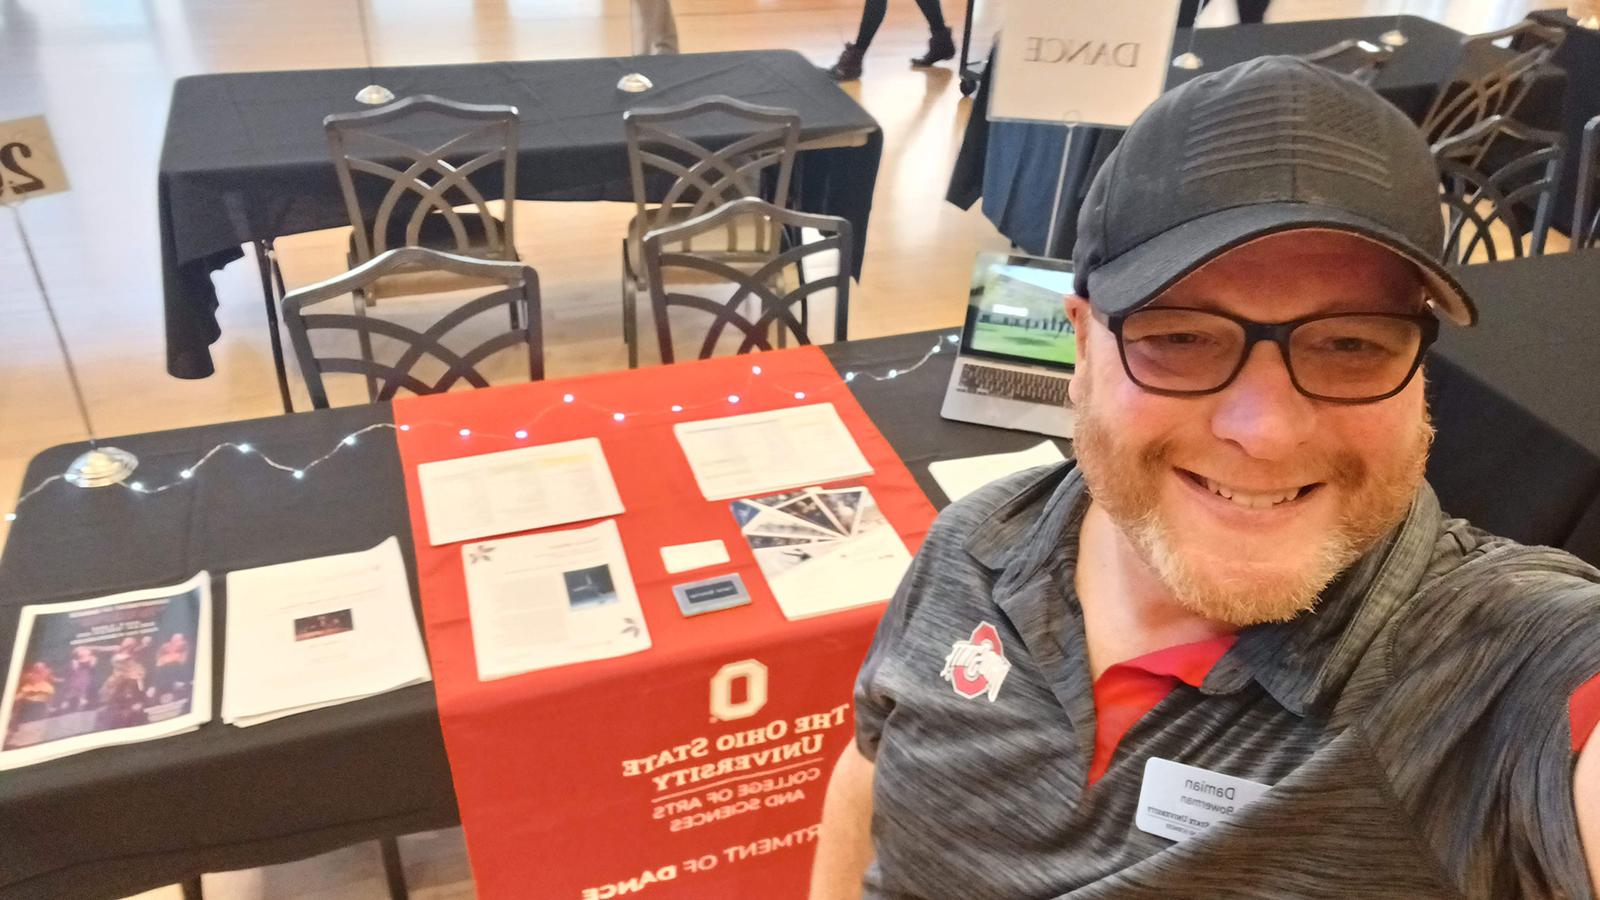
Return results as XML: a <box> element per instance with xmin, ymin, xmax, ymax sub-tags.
<box><xmin>810</xmin><ymin>56</ymin><xmax>1600</xmax><ymax>898</ymax></box>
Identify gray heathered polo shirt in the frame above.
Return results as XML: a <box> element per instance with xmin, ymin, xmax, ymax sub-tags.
<box><xmin>855</xmin><ymin>463</ymin><xmax>1600</xmax><ymax>899</ymax></box>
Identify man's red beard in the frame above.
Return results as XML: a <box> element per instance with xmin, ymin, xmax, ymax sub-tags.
<box><xmin>1071</xmin><ymin>373</ymin><xmax>1432</xmax><ymax>627</ymax></box>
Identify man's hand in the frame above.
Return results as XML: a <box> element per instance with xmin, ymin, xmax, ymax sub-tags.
<box><xmin>1576</xmin><ymin>720</ymin><xmax>1600</xmax><ymax>894</ymax></box>
<box><xmin>809</xmin><ymin>742</ymin><xmax>876</xmax><ymax>900</ymax></box>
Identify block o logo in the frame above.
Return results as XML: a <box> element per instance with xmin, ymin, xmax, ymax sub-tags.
<box><xmin>710</xmin><ymin>659</ymin><xmax>768</xmax><ymax>721</ymax></box>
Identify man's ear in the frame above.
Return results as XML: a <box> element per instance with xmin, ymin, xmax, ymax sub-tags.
<box><xmin>1065</xmin><ymin>297</ymin><xmax>1093</xmax><ymax>364</ymax></box>
<box><xmin>1065</xmin><ymin>296</ymin><xmax>1092</xmax><ymax>405</ymax></box>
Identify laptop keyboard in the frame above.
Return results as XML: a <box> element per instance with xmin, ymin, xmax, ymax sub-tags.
<box><xmin>957</xmin><ymin>363</ymin><xmax>1070</xmax><ymax>406</ymax></box>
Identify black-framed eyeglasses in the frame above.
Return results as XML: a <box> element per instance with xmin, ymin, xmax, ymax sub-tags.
<box><xmin>1095</xmin><ymin>306</ymin><xmax>1439</xmax><ymax>403</ymax></box>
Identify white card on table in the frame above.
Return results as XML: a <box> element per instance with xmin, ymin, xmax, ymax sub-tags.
<box><xmin>928</xmin><ymin>440</ymin><xmax>1066</xmax><ymax>503</ymax></box>
<box><xmin>416</xmin><ymin>437</ymin><xmax>624</xmax><ymax>546</ymax></box>
<box><xmin>673</xmin><ymin>403</ymin><xmax>873</xmax><ymax>501</ymax></box>
<box><xmin>659</xmin><ymin>539</ymin><xmax>731</xmax><ymax>574</ymax></box>
<box><xmin>1134</xmin><ymin>757</ymin><xmax>1270</xmax><ymax>843</ymax></box>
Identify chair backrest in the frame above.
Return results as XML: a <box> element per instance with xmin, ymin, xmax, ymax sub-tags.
<box><xmin>1300</xmin><ymin>39</ymin><xmax>1393</xmax><ymax>86</ymax></box>
<box><xmin>1431</xmin><ymin>115</ymin><xmax>1566</xmax><ymax>264</ymax></box>
<box><xmin>1576</xmin><ymin>114</ymin><xmax>1600</xmax><ymax>250</ymax></box>
<box><xmin>624</xmin><ymin>96</ymin><xmax>801</xmax><ymax>245</ymax></box>
<box><xmin>282</xmin><ymin>247</ymin><xmax>542</xmax><ymax>408</ymax></box>
<box><xmin>325</xmin><ymin>95</ymin><xmax>519</xmax><ymax>266</ymax></box>
<box><xmin>1420</xmin><ymin>20</ymin><xmax>1566</xmax><ymax>150</ymax></box>
<box><xmin>642</xmin><ymin>198</ymin><xmax>851</xmax><ymax>364</ymax></box>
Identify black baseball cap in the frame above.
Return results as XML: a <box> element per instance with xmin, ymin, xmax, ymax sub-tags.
<box><xmin>1072</xmin><ymin>55</ymin><xmax>1476</xmax><ymax>326</ymax></box>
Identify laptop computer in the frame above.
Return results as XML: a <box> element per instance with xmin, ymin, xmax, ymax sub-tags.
<box><xmin>939</xmin><ymin>251</ymin><xmax>1076</xmax><ymax>438</ymax></box>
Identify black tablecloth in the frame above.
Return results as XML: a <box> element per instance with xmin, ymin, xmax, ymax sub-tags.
<box><xmin>0</xmin><ymin>404</ymin><xmax>455</xmax><ymax>900</ymax></box>
<box><xmin>949</xmin><ymin>15</ymin><xmax>1569</xmax><ymax>256</ymax></box>
<box><xmin>7</xmin><ymin>250</ymin><xmax>1599</xmax><ymax>896</ymax></box>
<box><xmin>1428</xmin><ymin>250</ymin><xmax>1600</xmax><ymax>563</ymax></box>
<box><xmin>159</xmin><ymin>50</ymin><xmax>883</xmax><ymax>379</ymax></box>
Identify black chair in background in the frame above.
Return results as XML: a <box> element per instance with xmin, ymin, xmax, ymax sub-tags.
<box><xmin>641</xmin><ymin>197</ymin><xmax>851</xmax><ymax>365</ymax></box>
<box><xmin>1575</xmin><ymin>114</ymin><xmax>1600</xmax><ymax>250</ymax></box>
<box><xmin>1432</xmin><ymin>115</ymin><xmax>1566</xmax><ymax>263</ymax></box>
<box><xmin>325</xmin><ymin>95</ymin><xmax>521</xmax><ymax>280</ymax></box>
<box><xmin>622</xmin><ymin>96</ymin><xmax>801</xmax><ymax>368</ymax></box>
<box><xmin>281</xmin><ymin>247</ymin><xmax>542</xmax><ymax>408</ymax></box>
<box><xmin>1420</xmin><ymin>20</ymin><xmax>1566</xmax><ymax>153</ymax></box>
<box><xmin>323</xmin><ymin>95</ymin><xmax>522</xmax><ymax>398</ymax></box>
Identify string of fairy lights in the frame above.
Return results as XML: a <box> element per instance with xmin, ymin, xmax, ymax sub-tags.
<box><xmin>4</xmin><ymin>334</ymin><xmax>962</xmax><ymax>524</ymax></box>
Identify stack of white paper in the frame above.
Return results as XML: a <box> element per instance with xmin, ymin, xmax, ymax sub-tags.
<box><xmin>460</xmin><ymin>519</ymin><xmax>651</xmax><ymax>680</ymax></box>
<box><xmin>673</xmin><ymin>403</ymin><xmax>874</xmax><ymax>501</ymax></box>
<box><xmin>928</xmin><ymin>441</ymin><xmax>1067</xmax><ymax>503</ymax></box>
<box><xmin>222</xmin><ymin>537</ymin><xmax>430</xmax><ymax>727</ymax></box>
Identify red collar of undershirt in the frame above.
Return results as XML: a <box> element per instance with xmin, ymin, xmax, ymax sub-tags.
<box><xmin>1099</xmin><ymin>633</ymin><xmax>1239</xmax><ymax>689</ymax></box>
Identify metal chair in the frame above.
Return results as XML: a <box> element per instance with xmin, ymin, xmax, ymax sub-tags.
<box><xmin>642</xmin><ymin>198</ymin><xmax>851</xmax><ymax>365</ymax></box>
<box><xmin>622</xmin><ymin>96</ymin><xmax>801</xmax><ymax>368</ymax></box>
<box><xmin>1432</xmin><ymin>115</ymin><xmax>1566</xmax><ymax>264</ymax></box>
<box><xmin>281</xmin><ymin>247</ymin><xmax>543</xmax><ymax>408</ymax></box>
<box><xmin>1420</xmin><ymin>20</ymin><xmax>1566</xmax><ymax>151</ymax></box>
<box><xmin>1575</xmin><ymin>114</ymin><xmax>1600</xmax><ymax>250</ymax></box>
<box><xmin>1300</xmin><ymin>39</ymin><xmax>1393</xmax><ymax>86</ymax></box>
<box><xmin>324</xmin><ymin>95</ymin><xmax>521</xmax><ymax>305</ymax></box>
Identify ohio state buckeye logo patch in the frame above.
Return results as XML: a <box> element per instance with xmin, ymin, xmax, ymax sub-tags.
<box><xmin>941</xmin><ymin>622</ymin><xmax>1011</xmax><ymax>701</ymax></box>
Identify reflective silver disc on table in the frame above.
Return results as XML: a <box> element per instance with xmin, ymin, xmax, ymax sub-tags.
<box><xmin>617</xmin><ymin>73</ymin><xmax>655</xmax><ymax>93</ymax></box>
<box><xmin>67</xmin><ymin>447</ymin><xmax>139</xmax><ymax>488</ymax></box>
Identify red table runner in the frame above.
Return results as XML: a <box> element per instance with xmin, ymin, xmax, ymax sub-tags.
<box><xmin>394</xmin><ymin>347</ymin><xmax>936</xmax><ymax>899</ymax></box>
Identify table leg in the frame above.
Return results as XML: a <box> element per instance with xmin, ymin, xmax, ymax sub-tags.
<box><xmin>252</xmin><ymin>240</ymin><xmax>295</xmax><ymax>414</ymax></box>
<box><xmin>180</xmin><ymin>876</ymin><xmax>203</xmax><ymax>900</ymax></box>
<box><xmin>380</xmin><ymin>835</ymin><xmax>410</xmax><ymax>900</ymax></box>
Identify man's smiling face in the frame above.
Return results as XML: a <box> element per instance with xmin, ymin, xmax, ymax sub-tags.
<box><xmin>1066</xmin><ymin>229</ymin><xmax>1435</xmax><ymax>627</ymax></box>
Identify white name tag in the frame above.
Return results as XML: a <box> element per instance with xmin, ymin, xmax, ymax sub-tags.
<box><xmin>1134</xmin><ymin>757</ymin><xmax>1270</xmax><ymax>843</ymax></box>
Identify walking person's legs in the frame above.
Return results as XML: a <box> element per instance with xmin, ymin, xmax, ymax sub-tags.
<box><xmin>631</xmin><ymin>0</ymin><xmax>679</xmax><ymax>55</ymax></box>
<box><xmin>828</xmin><ymin>0</ymin><xmax>887</xmax><ymax>80</ymax></box>
<box><xmin>1235</xmin><ymin>0</ymin><xmax>1270</xmax><ymax>24</ymax></box>
<box><xmin>828</xmin><ymin>0</ymin><xmax>955</xmax><ymax>80</ymax></box>
<box><xmin>909</xmin><ymin>0</ymin><xmax>954</xmax><ymax>67</ymax></box>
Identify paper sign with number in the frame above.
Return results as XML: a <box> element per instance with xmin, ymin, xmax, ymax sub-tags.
<box><xmin>0</xmin><ymin>116</ymin><xmax>69</xmax><ymax>201</ymax></box>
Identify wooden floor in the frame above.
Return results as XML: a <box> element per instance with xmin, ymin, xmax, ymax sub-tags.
<box><xmin>0</xmin><ymin>0</ymin><xmax>1564</xmax><ymax>896</ymax></box>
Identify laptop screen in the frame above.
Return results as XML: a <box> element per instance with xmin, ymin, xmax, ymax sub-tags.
<box><xmin>960</xmin><ymin>252</ymin><xmax>1076</xmax><ymax>370</ymax></box>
